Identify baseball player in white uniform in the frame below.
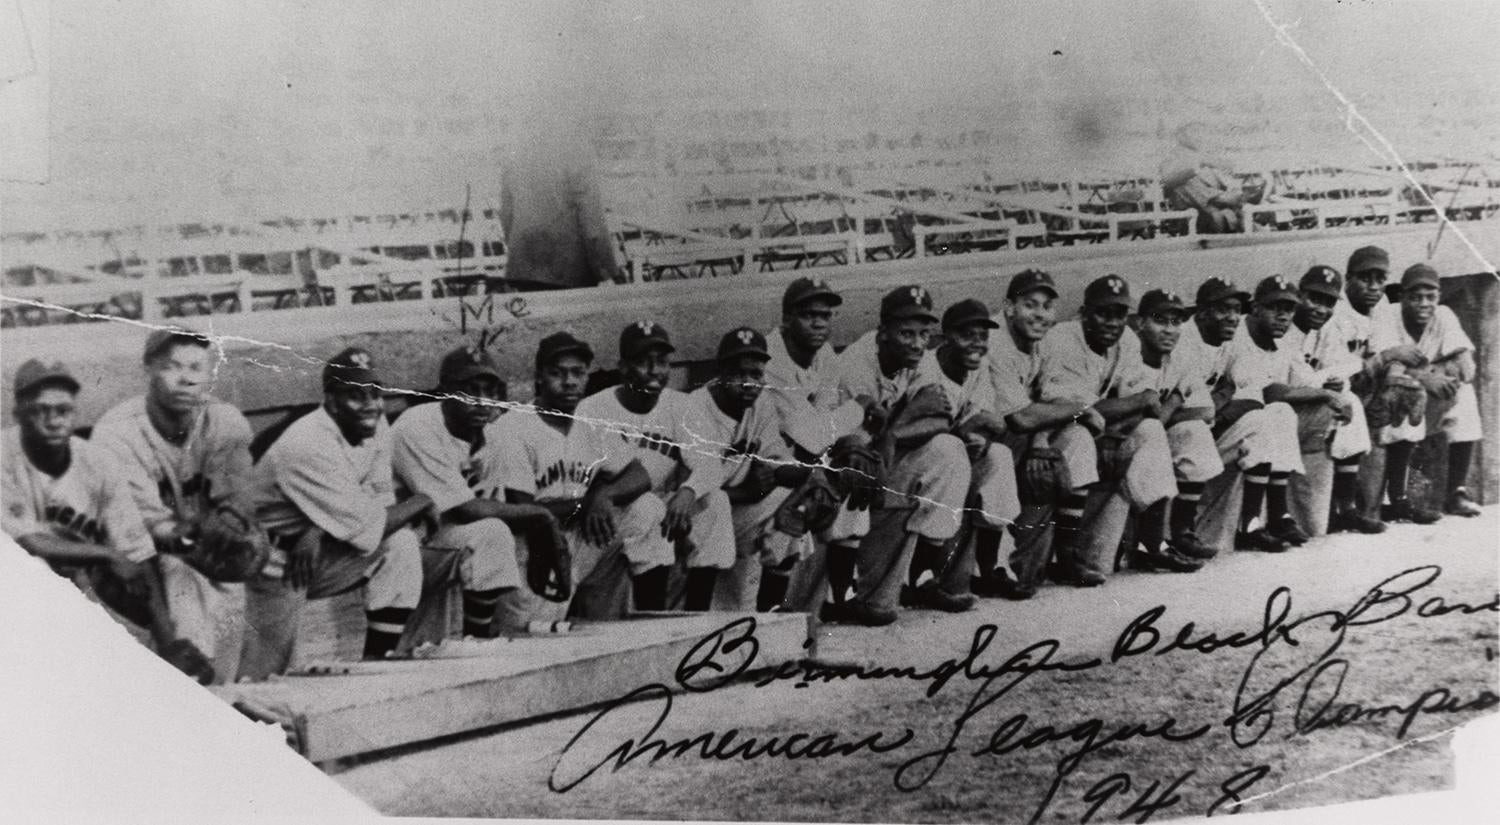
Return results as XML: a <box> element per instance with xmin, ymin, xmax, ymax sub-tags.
<box><xmin>826</xmin><ymin>285</ymin><xmax>974</xmax><ymax>625</ymax></box>
<box><xmin>492</xmin><ymin>332</ymin><xmax>674</xmax><ymax>620</ymax></box>
<box><xmin>1037</xmin><ymin>274</ymin><xmax>1178</xmax><ymax>586</ymax></box>
<box><xmin>241</xmin><ymin>348</ymin><xmax>497</xmax><ymax>679</ymax></box>
<box><xmin>760</xmin><ymin>277</ymin><xmax>870</xmax><ymax>612</ymax></box>
<box><xmin>1284</xmin><ymin>265</ymin><xmax>1383</xmax><ymax>534</ymax></box>
<box><xmin>576</xmin><ymin>322</ymin><xmax>725</xmax><ymax>611</ymax></box>
<box><xmin>391</xmin><ymin>344</ymin><xmax>570</xmax><ymax>636</ymax></box>
<box><xmin>1121</xmin><ymin>288</ymin><xmax>1223</xmax><ymax>569</ymax></box>
<box><xmin>3</xmin><ymin>359</ymin><xmax>212</xmax><ymax>681</ymax></box>
<box><xmin>1370</xmin><ymin>263</ymin><xmax>1483</xmax><ymax>521</ymax></box>
<box><xmin>90</xmin><ymin>329</ymin><xmax>255</xmax><ymax>682</ymax></box>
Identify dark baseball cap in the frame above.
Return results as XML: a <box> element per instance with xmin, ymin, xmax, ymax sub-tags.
<box><xmin>880</xmin><ymin>284</ymin><xmax>938</xmax><ymax>324</ymax></box>
<box><xmin>717</xmin><ymin>327</ymin><xmax>772</xmax><ymax>363</ymax></box>
<box><xmin>1400</xmin><ymin>263</ymin><xmax>1440</xmax><ymax>291</ymax></box>
<box><xmin>142</xmin><ymin>328</ymin><xmax>211</xmax><ymax>363</ymax></box>
<box><xmin>942</xmin><ymin>298</ymin><xmax>1001</xmax><ymax>331</ymax></box>
<box><xmin>1006</xmin><ymin>269</ymin><xmax>1059</xmax><ymax>301</ymax></box>
<box><xmin>323</xmin><ymin>347</ymin><xmax>381</xmax><ymax>392</ymax></box>
<box><xmin>438</xmin><ymin>344</ymin><xmax>502</xmax><ymax>387</ymax></box>
<box><xmin>1299</xmin><ymin>265</ymin><xmax>1343</xmax><ymax>299</ymax></box>
<box><xmin>1137</xmin><ymin>289</ymin><xmax>1188</xmax><ymax>318</ymax></box>
<box><xmin>1347</xmin><ymin>245</ymin><xmax>1389</xmax><ymax>275</ymax></box>
<box><xmin>1195</xmin><ymin>276</ymin><xmax>1251</xmax><ymax>308</ymax></box>
<box><xmin>782</xmin><ymin>276</ymin><xmax>843</xmax><ymax>312</ymax></box>
<box><xmin>13</xmin><ymin>359</ymin><xmax>80</xmax><ymax>400</ymax></box>
<box><xmin>534</xmin><ymin>331</ymin><xmax>594</xmax><ymax>368</ymax></box>
<box><xmin>1083</xmin><ymin>274</ymin><xmax>1132</xmax><ymax>308</ymax></box>
<box><xmin>619</xmin><ymin>320</ymin><xmax>675</xmax><ymax>359</ymax></box>
<box><xmin>1254</xmin><ymin>275</ymin><xmax>1300</xmax><ymax>306</ymax></box>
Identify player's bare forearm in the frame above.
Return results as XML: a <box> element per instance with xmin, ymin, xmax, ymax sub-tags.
<box><xmin>592</xmin><ymin>460</ymin><xmax>652</xmax><ymax>508</ymax></box>
<box><xmin>15</xmin><ymin>533</ymin><xmax>122</xmax><ymax>564</ymax></box>
<box><xmin>384</xmin><ymin>493</ymin><xmax>434</xmax><ymax>537</ymax></box>
<box><xmin>446</xmin><ymin>498</ymin><xmax>555</xmax><ymax>526</ymax></box>
<box><xmin>1094</xmin><ymin>394</ymin><xmax>1149</xmax><ymax>423</ymax></box>
<box><xmin>1168</xmin><ymin>404</ymin><xmax>1215</xmax><ymax>427</ymax></box>
<box><xmin>1264</xmin><ymin>383</ymin><xmax>1334</xmax><ymax>407</ymax></box>
<box><xmin>1432</xmin><ymin>350</ymin><xmax>1476</xmax><ymax>383</ymax></box>
<box><xmin>890</xmin><ymin>416</ymin><xmax>951</xmax><ymax>448</ymax></box>
<box><xmin>1007</xmin><ymin>400</ymin><xmax>1088</xmax><ymax>434</ymax></box>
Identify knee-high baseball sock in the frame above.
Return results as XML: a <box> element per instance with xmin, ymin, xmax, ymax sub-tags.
<box><xmin>683</xmin><ymin>567</ymin><xmax>717</xmax><ymax>612</ymax></box>
<box><xmin>756</xmin><ymin>568</ymin><xmax>789</xmax><ymax>612</ymax></box>
<box><xmin>1053</xmin><ymin>491</ymin><xmax>1088</xmax><ymax>560</ymax></box>
<box><xmin>1137</xmin><ymin>499</ymin><xmax>1169</xmax><ymax>553</ymax></box>
<box><xmin>632</xmin><ymin>564</ymin><xmax>671</xmax><ymax>611</ymax></box>
<box><xmin>1447</xmin><ymin>441</ymin><xmax>1475</xmax><ymax>496</ymax></box>
<box><xmin>1385</xmin><ymin>441</ymin><xmax>1415</xmax><ymax>502</ymax></box>
<box><xmin>973</xmin><ymin>527</ymin><xmax>1003</xmax><ymax>577</ymax></box>
<box><xmin>1332</xmin><ymin>455</ymin><xmax>1363</xmax><ymax>512</ymax></box>
<box><xmin>1267</xmin><ymin>471</ymin><xmax>1292</xmax><ymax>524</ymax></box>
<box><xmin>910</xmin><ymin>538</ymin><xmax>949</xmax><ymax>587</ymax></box>
<box><xmin>827</xmin><ymin>541</ymin><xmax>857</xmax><ymax>604</ymax></box>
<box><xmin>1241</xmin><ymin>464</ymin><xmax>1271</xmax><ymax>531</ymax></box>
<box><xmin>363</xmin><ymin>607</ymin><xmax>413</xmax><ymax>659</ymax></box>
<box><xmin>461</xmin><ymin>588</ymin><xmax>505</xmax><ymax>638</ymax></box>
<box><xmin>1171</xmin><ymin>481</ymin><xmax>1204</xmax><ymax>537</ymax></box>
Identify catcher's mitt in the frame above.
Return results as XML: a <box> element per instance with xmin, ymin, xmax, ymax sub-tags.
<box><xmin>774</xmin><ymin>471</ymin><xmax>840</xmax><ymax>537</ymax></box>
<box><xmin>1095</xmin><ymin>433</ymin><xmax>1129</xmax><ymax>484</ymax></box>
<box><xmin>1366</xmin><ymin>373</ymin><xmax>1425</xmax><ymax>430</ymax></box>
<box><xmin>1019</xmin><ymin>445</ymin><xmax>1065</xmax><ymax>504</ymax></box>
<box><xmin>180</xmin><ymin>503</ymin><xmax>271</xmax><ymax>583</ymax></box>
<box><xmin>524</xmin><ymin>523</ymin><xmax>573</xmax><ymax>603</ymax></box>
<box><xmin>828</xmin><ymin>437</ymin><xmax>885</xmax><ymax>510</ymax></box>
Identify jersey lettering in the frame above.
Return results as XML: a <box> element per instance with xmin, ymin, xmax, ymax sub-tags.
<box><xmin>536</xmin><ymin>460</ymin><xmax>597</xmax><ymax>491</ymax></box>
<box><xmin>622</xmin><ymin>429</ymin><xmax>682</xmax><ymax>462</ymax></box>
<box><xmin>43</xmin><ymin>504</ymin><xmax>108</xmax><ymax>544</ymax></box>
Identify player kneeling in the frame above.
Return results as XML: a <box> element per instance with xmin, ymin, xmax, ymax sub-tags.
<box><xmin>241</xmin><ymin>348</ymin><xmax>510</xmax><ymax>679</ymax></box>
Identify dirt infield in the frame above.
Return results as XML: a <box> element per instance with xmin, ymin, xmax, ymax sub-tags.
<box><xmin>334</xmin><ymin>508</ymin><xmax>1499</xmax><ymax>821</ymax></box>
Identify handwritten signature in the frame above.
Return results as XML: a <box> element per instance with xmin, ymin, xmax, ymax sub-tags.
<box><xmin>550</xmin><ymin>564</ymin><xmax>1499</xmax><ymax>822</ymax></box>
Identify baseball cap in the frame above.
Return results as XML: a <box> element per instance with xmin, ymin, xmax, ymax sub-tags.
<box><xmin>142</xmin><ymin>328</ymin><xmax>210</xmax><ymax>363</ymax></box>
<box><xmin>782</xmin><ymin>277</ymin><xmax>843</xmax><ymax>312</ymax></box>
<box><xmin>13</xmin><ymin>359</ymin><xmax>80</xmax><ymax>400</ymax></box>
<box><xmin>438</xmin><ymin>344</ymin><xmax>502</xmax><ymax>387</ymax></box>
<box><xmin>322</xmin><ymin>347</ymin><xmax>380</xmax><ymax>392</ymax></box>
<box><xmin>1083</xmin><ymin>274</ymin><xmax>1132</xmax><ymax>308</ymax></box>
<box><xmin>717</xmin><ymin>327</ymin><xmax>772</xmax><ymax>363</ymax></box>
<box><xmin>1137</xmin><ymin>289</ymin><xmax>1188</xmax><ymax>318</ymax></box>
<box><xmin>1195</xmin><ymin>276</ymin><xmax>1251</xmax><ymax>308</ymax></box>
<box><xmin>1254</xmin><ymin>275</ymin><xmax>1300</xmax><ymax>306</ymax></box>
<box><xmin>534</xmin><ymin>331</ymin><xmax>594</xmax><ymax>368</ymax></box>
<box><xmin>1347</xmin><ymin>245</ymin><xmax>1389</xmax><ymax>275</ymax></box>
<box><xmin>942</xmin><ymin>298</ymin><xmax>1001</xmax><ymax>331</ymax></box>
<box><xmin>1299</xmin><ymin>265</ymin><xmax>1343</xmax><ymax>299</ymax></box>
<box><xmin>619</xmin><ymin>321</ymin><xmax>675</xmax><ymax>359</ymax></box>
<box><xmin>1006</xmin><ymin>269</ymin><xmax>1059</xmax><ymax>301</ymax></box>
<box><xmin>1400</xmin><ymin>263</ymin><xmax>1440</xmax><ymax>291</ymax></box>
<box><xmin>880</xmin><ymin>284</ymin><xmax>939</xmax><ymax>324</ymax></box>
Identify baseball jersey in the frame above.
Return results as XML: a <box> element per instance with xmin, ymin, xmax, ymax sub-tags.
<box><xmin>1173</xmin><ymin>321</ymin><xmax>1235</xmax><ymax>412</ymax></box>
<box><xmin>390</xmin><ymin>402</ymin><xmax>508</xmax><ymax>511</ymax></box>
<box><xmin>576</xmin><ymin>387</ymin><xmax>719</xmax><ymax>495</ymax></box>
<box><xmin>1223</xmin><ymin>330</ymin><xmax>1319</xmax><ymax>401</ymax></box>
<box><xmin>492</xmin><ymin>408</ymin><xmax>631</xmax><ymax>502</ymax></box>
<box><xmin>1282</xmin><ymin>317</ymin><xmax>1363</xmax><ymax>385</ymax></box>
<box><xmin>915</xmin><ymin>354</ymin><xmax>997</xmax><ymax>426</ymax></box>
<box><xmin>1</xmin><ymin>428</ymin><xmax>155</xmax><ymax>563</ymax></box>
<box><xmin>1037</xmin><ymin>320</ymin><xmax>1141</xmax><ymax>406</ymax></box>
<box><xmin>678</xmin><ymin>387</ymin><xmax>788</xmax><ymax>491</ymax></box>
<box><xmin>250</xmin><ymin>407</ymin><xmax>393</xmax><ymax>553</ymax></box>
<box><xmin>90</xmin><ymin>396</ymin><xmax>254</xmax><ymax>535</ymax></box>
<box><xmin>833</xmin><ymin>330</ymin><xmax>923</xmax><ymax>414</ymax></box>
<box><xmin>987</xmin><ymin>325</ymin><xmax>1044</xmax><ymax>417</ymax></box>
<box><xmin>1369</xmin><ymin>302</ymin><xmax>1472</xmax><ymax>364</ymax></box>
<box><xmin>762</xmin><ymin>329</ymin><xmax>864</xmax><ymax>455</ymax></box>
<box><xmin>1331</xmin><ymin>295</ymin><xmax>1388</xmax><ymax>360</ymax></box>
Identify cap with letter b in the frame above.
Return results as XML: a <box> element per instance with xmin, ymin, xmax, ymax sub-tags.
<box><xmin>439</xmin><ymin>344</ymin><xmax>502</xmax><ymax>387</ymax></box>
<box><xmin>782</xmin><ymin>277</ymin><xmax>842</xmax><ymax>312</ymax></box>
<box><xmin>323</xmin><ymin>347</ymin><xmax>381</xmax><ymax>392</ymax></box>
<box><xmin>1254</xmin><ymin>275</ymin><xmax>1300</xmax><ymax>307</ymax></box>
<box><xmin>619</xmin><ymin>320</ymin><xmax>675</xmax><ymax>359</ymax></box>
<box><xmin>1194</xmin><ymin>275</ymin><xmax>1251</xmax><ymax>309</ymax></box>
<box><xmin>534</xmin><ymin>331</ymin><xmax>595</xmax><ymax>369</ymax></box>
<box><xmin>1137</xmin><ymin>289</ymin><xmax>1188</xmax><ymax>318</ymax></box>
<box><xmin>880</xmin><ymin>284</ymin><xmax>938</xmax><ymax>324</ymax></box>
<box><xmin>942</xmin><ymin>298</ymin><xmax>1001</xmax><ymax>331</ymax></box>
<box><xmin>1006</xmin><ymin>269</ymin><xmax>1058</xmax><ymax>301</ymax></box>
<box><xmin>717</xmin><ymin>327</ymin><xmax>771</xmax><ymax>363</ymax></box>
<box><xmin>1083</xmin><ymin>274</ymin><xmax>1132</xmax><ymax>309</ymax></box>
<box><xmin>1299</xmin><ymin>265</ymin><xmax>1343</xmax><ymax>299</ymax></box>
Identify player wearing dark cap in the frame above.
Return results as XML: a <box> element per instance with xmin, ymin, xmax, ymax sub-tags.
<box><xmin>826</xmin><ymin>285</ymin><xmax>972</xmax><ymax>623</ymax></box>
<box><xmin>1284</xmin><ymin>266</ymin><xmax>1382</xmax><ymax>534</ymax></box>
<box><xmin>1370</xmin><ymin>263</ymin><xmax>1483</xmax><ymax>521</ymax></box>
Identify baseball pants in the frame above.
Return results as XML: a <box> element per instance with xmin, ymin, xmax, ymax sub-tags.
<box><xmin>932</xmin><ymin>440</ymin><xmax>1022</xmax><ymax>595</ymax></box>
<box><xmin>1380</xmin><ymin>382</ymin><xmax>1482</xmax><ymax>446</ymax></box>
<box><xmin>1167</xmin><ymin>420</ymin><xmax>1225</xmax><ymax>483</ymax></box>
<box><xmin>1053</xmin><ymin>419</ymin><xmax>1178</xmax><ymax>508</ymax></box>
<box><xmin>710</xmin><ymin>487</ymin><xmax>817</xmax><ymax>611</ymax></box>
<box><xmin>1216</xmin><ymin>402</ymin><xmax>1304</xmax><ymax>474</ymax></box>
<box><xmin>851</xmin><ymin>433</ymin><xmax>970</xmax><ymax>613</ymax></box>
<box><xmin>156</xmin><ymin>554</ymin><xmax>245</xmax><ymax>684</ymax></box>
<box><xmin>1330</xmin><ymin>391</ymin><xmax>1372</xmax><ymax>459</ymax></box>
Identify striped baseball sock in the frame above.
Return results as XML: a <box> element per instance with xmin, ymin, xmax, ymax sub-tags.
<box><xmin>1447</xmin><ymin>441</ymin><xmax>1475</xmax><ymax>497</ymax></box>
<box><xmin>684</xmin><ymin>567</ymin><xmax>718</xmax><ymax>612</ymax></box>
<box><xmin>363</xmin><ymin>607</ymin><xmax>413</xmax><ymax>660</ymax></box>
<box><xmin>827</xmin><ymin>542</ymin><xmax>857</xmax><ymax>604</ymax></box>
<box><xmin>1384</xmin><ymin>441</ymin><xmax>1415</xmax><ymax>502</ymax></box>
<box><xmin>462</xmin><ymin>588</ymin><xmax>504</xmax><ymax>638</ymax></box>
<box><xmin>1267</xmin><ymin>471</ymin><xmax>1292</xmax><ymax>524</ymax></box>
<box><xmin>973</xmin><ymin>527</ymin><xmax>1003</xmax><ymax>577</ymax></box>
<box><xmin>1171</xmin><ymin>480</ymin><xmax>1205</xmax><ymax>536</ymax></box>
<box><xmin>632</xmin><ymin>565</ymin><xmax>671</xmax><ymax>611</ymax></box>
<box><xmin>1137</xmin><ymin>499</ymin><xmax>1168</xmax><ymax>553</ymax></box>
<box><xmin>1053</xmin><ymin>491</ymin><xmax>1088</xmax><ymax>554</ymax></box>
<box><xmin>1332</xmin><ymin>456</ymin><xmax>1362</xmax><ymax>511</ymax></box>
<box><xmin>1240</xmin><ymin>464</ymin><xmax>1271</xmax><ymax>531</ymax></box>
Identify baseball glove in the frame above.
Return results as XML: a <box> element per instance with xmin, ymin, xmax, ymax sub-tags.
<box><xmin>180</xmin><ymin>503</ymin><xmax>271</xmax><ymax>583</ymax></box>
<box><xmin>1018</xmin><ymin>445</ymin><xmax>1065</xmax><ymax>504</ymax></box>
<box><xmin>774</xmin><ymin>470</ymin><xmax>840</xmax><ymax>537</ymax></box>
<box><xmin>524</xmin><ymin>523</ymin><xmax>573</xmax><ymax>603</ymax></box>
<box><xmin>828</xmin><ymin>437</ymin><xmax>885</xmax><ymax>510</ymax></box>
<box><xmin>1367</xmin><ymin>373</ymin><xmax>1426</xmax><ymax>430</ymax></box>
<box><xmin>1095</xmin><ymin>433</ymin><xmax>1129</xmax><ymax>484</ymax></box>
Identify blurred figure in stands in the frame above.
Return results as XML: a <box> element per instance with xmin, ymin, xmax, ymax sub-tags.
<box><xmin>1160</xmin><ymin>123</ymin><xmax>1261</xmax><ymax>234</ymax></box>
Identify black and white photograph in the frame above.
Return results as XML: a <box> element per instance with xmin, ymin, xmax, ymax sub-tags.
<box><xmin>2</xmin><ymin>1</ymin><xmax>1498</xmax><ymax>822</ymax></box>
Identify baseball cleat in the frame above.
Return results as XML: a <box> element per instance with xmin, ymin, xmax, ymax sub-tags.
<box><xmin>1166</xmin><ymin>530</ymin><xmax>1220</xmax><ymax>559</ymax></box>
<box><xmin>971</xmin><ymin>571</ymin><xmax>1037</xmax><ymax>600</ymax></box>
<box><xmin>1329</xmin><ymin>510</ymin><xmax>1387</xmax><ymax>534</ymax></box>
<box><xmin>1269</xmin><ymin>517</ymin><xmax>1310</xmax><ymax>547</ymax></box>
<box><xmin>901</xmin><ymin>583</ymin><xmax>977</xmax><ymax>613</ymax></box>
<box><xmin>820</xmin><ymin>600</ymin><xmax>899</xmax><ymax>627</ymax></box>
<box><xmin>1130</xmin><ymin>549</ymin><xmax>1204</xmax><ymax>573</ymax></box>
<box><xmin>1445</xmin><ymin>487</ymin><xmax>1481</xmax><ymax>518</ymax></box>
<box><xmin>1071</xmin><ymin>568</ymin><xmax>1107</xmax><ymax>588</ymax></box>
<box><xmin>1384</xmin><ymin>498</ymin><xmax>1442</xmax><ymax>525</ymax></box>
<box><xmin>1235</xmin><ymin>529</ymin><xmax>1289</xmax><ymax>553</ymax></box>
